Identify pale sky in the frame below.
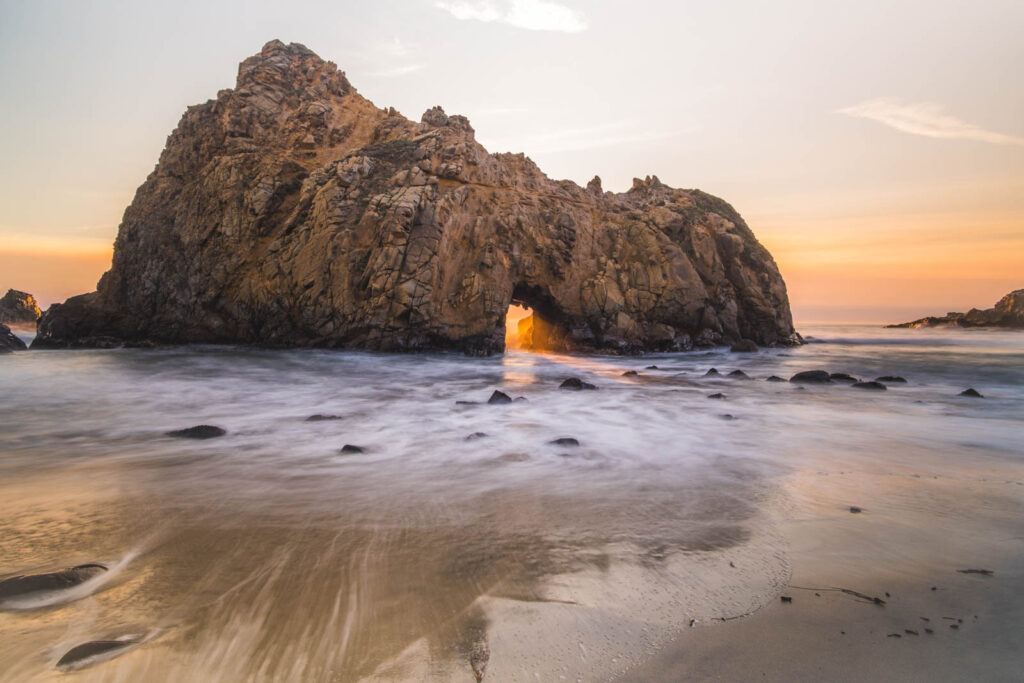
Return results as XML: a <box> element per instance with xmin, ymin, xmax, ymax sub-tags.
<box><xmin>1</xmin><ymin>0</ymin><xmax>1021</xmax><ymax>322</ymax></box>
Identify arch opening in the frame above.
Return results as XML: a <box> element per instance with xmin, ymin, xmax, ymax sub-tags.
<box><xmin>503</xmin><ymin>284</ymin><xmax>570</xmax><ymax>353</ymax></box>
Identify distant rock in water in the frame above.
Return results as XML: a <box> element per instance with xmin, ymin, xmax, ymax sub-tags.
<box><xmin>888</xmin><ymin>290</ymin><xmax>1024</xmax><ymax>329</ymax></box>
<box><xmin>340</xmin><ymin>444</ymin><xmax>366</xmax><ymax>453</ymax></box>
<box><xmin>550</xmin><ymin>437</ymin><xmax>580</xmax><ymax>447</ymax></box>
<box><xmin>166</xmin><ymin>425</ymin><xmax>226</xmax><ymax>439</ymax></box>
<box><xmin>32</xmin><ymin>40</ymin><xmax>799</xmax><ymax>354</ymax></box>
<box><xmin>876</xmin><ymin>376</ymin><xmax>907</xmax><ymax>383</ymax></box>
<box><xmin>0</xmin><ymin>289</ymin><xmax>41</xmax><ymax>325</ymax></box>
<box><xmin>959</xmin><ymin>388</ymin><xmax>984</xmax><ymax>398</ymax></box>
<box><xmin>852</xmin><ymin>381</ymin><xmax>887</xmax><ymax>391</ymax></box>
<box><xmin>766</xmin><ymin>375</ymin><xmax>786</xmax><ymax>382</ymax></box>
<box><xmin>1</xmin><ymin>323</ymin><xmax>27</xmax><ymax>352</ymax></box>
<box><xmin>487</xmin><ymin>390</ymin><xmax>513</xmax><ymax>404</ymax></box>
<box><xmin>560</xmin><ymin>377</ymin><xmax>597</xmax><ymax>391</ymax></box>
<box><xmin>306</xmin><ymin>414</ymin><xmax>343</xmax><ymax>421</ymax></box>
<box><xmin>829</xmin><ymin>373</ymin><xmax>858</xmax><ymax>383</ymax></box>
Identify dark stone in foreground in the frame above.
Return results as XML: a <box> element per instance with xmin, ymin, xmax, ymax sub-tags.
<box><xmin>340</xmin><ymin>444</ymin><xmax>365</xmax><ymax>454</ymax></box>
<box><xmin>708</xmin><ymin>393</ymin><xmax>726</xmax><ymax>400</ymax></box>
<box><xmin>550</xmin><ymin>437</ymin><xmax>580</xmax><ymax>447</ymax></box>
<box><xmin>559</xmin><ymin>377</ymin><xmax>597</xmax><ymax>391</ymax></box>
<box><xmin>790</xmin><ymin>370</ymin><xmax>831</xmax><ymax>384</ymax></box>
<box><xmin>876</xmin><ymin>376</ymin><xmax>907</xmax><ymax>383</ymax></box>
<box><xmin>959</xmin><ymin>388</ymin><xmax>984</xmax><ymax>398</ymax></box>
<box><xmin>727</xmin><ymin>370</ymin><xmax>750</xmax><ymax>379</ymax></box>
<box><xmin>57</xmin><ymin>638</ymin><xmax>141</xmax><ymax>670</ymax></box>
<box><xmin>766</xmin><ymin>375</ymin><xmax>786</xmax><ymax>382</ymax></box>
<box><xmin>0</xmin><ymin>323</ymin><xmax>27</xmax><ymax>352</ymax></box>
<box><xmin>852</xmin><ymin>381</ymin><xmax>887</xmax><ymax>391</ymax></box>
<box><xmin>165</xmin><ymin>425</ymin><xmax>226</xmax><ymax>439</ymax></box>
<box><xmin>487</xmin><ymin>390</ymin><xmax>512</xmax><ymax>404</ymax></box>
<box><xmin>730</xmin><ymin>339</ymin><xmax>759</xmax><ymax>352</ymax></box>
<box><xmin>0</xmin><ymin>563</ymin><xmax>107</xmax><ymax>600</ymax></box>
<box><xmin>829</xmin><ymin>372</ymin><xmax>858</xmax><ymax>382</ymax></box>
<box><xmin>704</xmin><ymin>368</ymin><xmax>720</xmax><ymax>376</ymax></box>
<box><xmin>306</xmin><ymin>414</ymin><xmax>342</xmax><ymax>421</ymax></box>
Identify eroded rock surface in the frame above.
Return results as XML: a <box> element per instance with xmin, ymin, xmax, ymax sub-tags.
<box><xmin>0</xmin><ymin>289</ymin><xmax>41</xmax><ymax>326</ymax></box>
<box><xmin>1</xmin><ymin>323</ymin><xmax>28</xmax><ymax>352</ymax></box>
<box><xmin>889</xmin><ymin>290</ymin><xmax>1024</xmax><ymax>329</ymax></box>
<box><xmin>35</xmin><ymin>40</ymin><xmax>799</xmax><ymax>354</ymax></box>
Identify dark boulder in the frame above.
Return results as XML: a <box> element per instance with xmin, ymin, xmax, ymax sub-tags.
<box><xmin>708</xmin><ymin>392</ymin><xmax>726</xmax><ymax>399</ymax></box>
<box><xmin>790</xmin><ymin>370</ymin><xmax>831</xmax><ymax>384</ymax></box>
<box><xmin>165</xmin><ymin>425</ymin><xmax>226</xmax><ymax>439</ymax></box>
<box><xmin>852</xmin><ymin>381</ymin><xmax>887</xmax><ymax>391</ymax></box>
<box><xmin>56</xmin><ymin>637</ymin><xmax>141</xmax><ymax>670</ymax></box>
<box><xmin>306</xmin><ymin>414</ymin><xmax>343</xmax><ymax>422</ymax></box>
<box><xmin>559</xmin><ymin>377</ymin><xmax>597</xmax><ymax>391</ymax></box>
<box><xmin>727</xmin><ymin>370</ymin><xmax>750</xmax><ymax>379</ymax></box>
<box><xmin>0</xmin><ymin>323</ymin><xmax>27</xmax><ymax>352</ymax></box>
<box><xmin>704</xmin><ymin>368</ymin><xmax>720</xmax><ymax>377</ymax></box>
<box><xmin>730</xmin><ymin>339</ymin><xmax>758</xmax><ymax>352</ymax></box>
<box><xmin>0</xmin><ymin>563</ymin><xmax>107</xmax><ymax>600</ymax></box>
<box><xmin>488</xmin><ymin>390</ymin><xmax>513</xmax><ymax>404</ymax></box>
<box><xmin>465</xmin><ymin>432</ymin><xmax>489</xmax><ymax>440</ymax></box>
<box><xmin>550</xmin><ymin>437</ymin><xmax>580</xmax><ymax>447</ymax></box>
<box><xmin>829</xmin><ymin>373</ymin><xmax>858</xmax><ymax>382</ymax></box>
<box><xmin>340</xmin><ymin>444</ymin><xmax>366</xmax><ymax>454</ymax></box>
<box><xmin>766</xmin><ymin>375</ymin><xmax>786</xmax><ymax>382</ymax></box>
<box><xmin>876</xmin><ymin>376</ymin><xmax>907</xmax><ymax>383</ymax></box>
<box><xmin>621</xmin><ymin>370</ymin><xmax>639</xmax><ymax>376</ymax></box>
<box><xmin>959</xmin><ymin>388</ymin><xmax>984</xmax><ymax>398</ymax></box>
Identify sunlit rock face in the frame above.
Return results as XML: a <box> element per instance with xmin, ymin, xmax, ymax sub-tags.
<box><xmin>0</xmin><ymin>289</ymin><xmax>41</xmax><ymax>326</ymax></box>
<box><xmin>888</xmin><ymin>289</ymin><xmax>1024</xmax><ymax>329</ymax></box>
<box><xmin>35</xmin><ymin>40</ymin><xmax>800</xmax><ymax>353</ymax></box>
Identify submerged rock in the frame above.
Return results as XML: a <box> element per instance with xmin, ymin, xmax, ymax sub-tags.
<box><xmin>550</xmin><ymin>437</ymin><xmax>580</xmax><ymax>447</ymax></box>
<box><xmin>0</xmin><ymin>323</ymin><xmax>27</xmax><ymax>352</ymax></box>
<box><xmin>305</xmin><ymin>414</ymin><xmax>343</xmax><ymax>421</ymax></box>
<box><xmin>852</xmin><ymin>381</ymin><xmax>887</xmax><ymax>391</ymax></box>
<box><xmin>707</xmin><ymin>392</ymin><xmax>726</xmax><ymax>399</ymax></box>
<box><xmin>0</xmin><ymin>289</ymin><xmax>41</xmax><ymax>325</ymax></box>
<box><xmin>165</xmin><ymin>425</ymin><xmax>226</xmax><ymax>439</ymax></box>
<box><xmin>730</xmin><ymin>339</ymin><xmax>758</xmax><ymax>352</ymax></box>
<box><xmin>790</xmin><ymin>370</ymin><xmax>831</xmax><ymax>384</ymax></box>
<box><xmin>0</xmin><ymin>563</ymin><xmax>107</xmax><ymax>600</ymax></box>
<box><xmin>766</xmin><ymin>375</ymin><xmax>786</xmax><ymax>382</ymax></box>
<box><xmin>829</xmin><ymin>372</ymin><xmax>858</xmax><ymax>383</ymax></box>
<box><xmin>559</xmin><ymin>377</ymin><xmax>597</xmax><ymax>391</ymax></box>
<box><xmin>959</xmin><ymin>388</ymin><xmax>984</xmax><ymax>398</ymax></box>
<box><xmin>465</xmin><ymin>432</ymin><xmax>489</xmax><ymax>440</ymax></box>
<box><xmin>56</xmin><ymin>637</ymin><xmax>141</xmax><ymax>670</ymax></box>
<box><xmin>727</xmin><ymin>369</ymin><xmax>750</xmax><ymax>379</ymax></box>
<box><xmin>487</xmin><ymin>390</ymin><xmax>512</xmax><ymax>404</ymax></box>
<box><xmin>33</xmin><ymin>41</ymin><xmax>799</xmax><ymax>354</ymax></box>
<box><xmin>704</xmin><ymin>368</ymin><xmax>720</xmax><ymax>377</ymax></box>
<box><xmin>621</xmin><ymin>370</ymin><xmax>639</xmax><ymax>376</ymax></box>
<box><xmin>876</xmin><ymin>375</ymin><xmax>907</xmax><ymax>383</ymax></box>
<box><xmin>340</xmin><ymin>444</ymin><xmax>366</xmax><ymax>454</ymax></box>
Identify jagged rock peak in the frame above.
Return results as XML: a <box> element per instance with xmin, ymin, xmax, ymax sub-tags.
<box><xmin>34</xmin><ymin>41</ymin><xmax>799</xmax><ymax>354</ymax></box>
<box><xmin>0</xmin><ymin>289</ymin><xmax>41</xmax><ymax>325</ymax></box>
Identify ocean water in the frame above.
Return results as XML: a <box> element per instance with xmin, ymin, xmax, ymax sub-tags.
<box><xmin>0</xmin><ymin>325</ymin><xmax>1021</xmax><ymax>681</ymax></box>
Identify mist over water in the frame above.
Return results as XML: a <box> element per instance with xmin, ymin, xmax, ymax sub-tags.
<box><xmin>1</xmin><ymin>326</ymin><xmax>1021</xmax><ymax>681</ymax></box>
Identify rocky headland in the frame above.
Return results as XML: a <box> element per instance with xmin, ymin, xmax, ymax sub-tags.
<box><xmin>35</xmin><ymin>40</ymin><xmax>799</xmax><ymax>353</ymax></box>
<box><xmin>888</xmin><ymin>289</ymin><xmax>1024</xmax><ymax>329</ymax></box>
<box><xmin>0</xmin><ymin>289</ymin><xmax>41</xmax><ymax>327</ymax></box>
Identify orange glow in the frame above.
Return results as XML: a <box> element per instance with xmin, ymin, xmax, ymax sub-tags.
<box><xmin>0</xmin><ymin>247</ymin><xmax>112</xmax><ymax>310</ymax></box>
<box><xmin>504</xmin><ymin>304</ymin><xmax>533</xmax><ymax>350</ymax></box>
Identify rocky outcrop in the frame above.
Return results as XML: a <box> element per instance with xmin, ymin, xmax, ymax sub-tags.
<box><xmin>888</xmin><ymin>290</ymin><xmax>1024</xmax><ymax>329</ymax></box>
<box><xmin>1</xmin><ymin>323</ymin><xmax>28</xmax><ymax>352</ymax></box>
<box><xmin>35</xmin><ymin>40</ymin><xmax>799</xmax><ymax>354</ymax></box>
<box><xmin>0</xmin><ymin>289</ymin><xmax>41</xmax><ymax>326</ymax></box>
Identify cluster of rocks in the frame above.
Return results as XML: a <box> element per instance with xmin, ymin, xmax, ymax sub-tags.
<box><xmin>888</xmin><ymin>289</ymin><xmax>1024</xmax><ymax>329</ymax></box>
<box><xmin>34</xmin><ymin>40</ymin><xmax>799</xmax><ymax>354</ymax></box>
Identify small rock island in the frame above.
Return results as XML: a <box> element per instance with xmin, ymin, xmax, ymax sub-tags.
<box><xmin>0</xmin><ymin>289</ymin><xmax>41</xmax><ymax>327</ymax></box>
<box><xmin>35</xmin><ymin>40</ymin><xmax>799</xmax><ymax>354</ymax></box>
<box><xmin>888</xmin><ymin>289</ymin><xmax>1024</xmax><ymax>329</ymax></box>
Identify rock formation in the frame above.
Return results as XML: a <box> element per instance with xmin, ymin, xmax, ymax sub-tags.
<box><xmin>0</xmin><ymin>289</ymin><xmax>41</xmax><ymax>326</ymax></box>
<box><xmin>1</xmin><ymin>323</ymin><xmax>28</xmax><ymax>352</ymax></box>
<box><xmin>888</xmin><ymin>290</ymin><xmax>1024</xmax><ymax>329</ymax></box>
<box><xmin>35</xmin><ymin>40</ymin><xmax>799</xmax><ymax>353</ymax></box>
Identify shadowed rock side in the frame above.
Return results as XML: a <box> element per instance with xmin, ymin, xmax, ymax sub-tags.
<box><xmin>0</xmin><ymin>289</ymin><xmax>41</xmax><ymax>326</ymax></box>
<box><xmin>35</xmin><ymin>40</ymin><xmax>799</xmax><ymax>354</ymax></box>
<box><xmin>1</xmin><ymin>323</ymin><xmax>28</xmax><ymax>353</ymax></box>
<box><xmin>888</xmin><ymin>289</ymin><xmax>1024</xmax><ymax>329</ymax></box>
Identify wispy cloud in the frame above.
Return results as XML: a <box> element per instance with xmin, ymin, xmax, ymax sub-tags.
<box><xmin>436</xmin><ymin>0</ymin><xmax>587</xmax><ymax>33</ymax></box>
<box><xmin>480</xmin><ymin>121</ymin><xmax>684</xmax><ymax>154</ymax></box>
<box><xmin>354</xmin><ymin>38</ymin><xmax>425</xmax><ymax>78</ymax></box>
<box><xmin>838</xmin><ymin>98</ymin><xmax>1024</xmax><ymax>146</ymax></box>
<box><xmin>369</xmin><ymin>63</ymin><xmax>426</xmax><ymax>78</ymax></box>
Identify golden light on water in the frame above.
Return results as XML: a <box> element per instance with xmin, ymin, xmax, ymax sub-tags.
<box><xmin>504</xmin><ymin>304</ymin><xmax>533</xmax><ymax>350</ymax></box>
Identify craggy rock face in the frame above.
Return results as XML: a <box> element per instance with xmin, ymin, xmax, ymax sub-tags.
<box><xmin>35</xmin><ymin>40</ymin><xmax>800</xmax><ymax>354</ymax></box>
<box><xmin>0</xmin><ymin>289</ymin><xmax>41</xmax><ymax>326</ymax></box>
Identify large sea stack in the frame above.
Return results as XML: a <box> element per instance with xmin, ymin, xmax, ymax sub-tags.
<box><xmin>35</xmin><ymin>41</ymin><xmax>799</xmax><ymax>353</ymax></box>
<box><xmin>0</xmin><ymin>289</ymin><xmax>41</xmax><ymax>326</ymax></box>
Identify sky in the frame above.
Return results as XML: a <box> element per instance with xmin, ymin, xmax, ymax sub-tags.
<box><xmin>0</xmin><ymin>0</ymin><xmax>1021</xmax><ymax>323</ymax></box>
